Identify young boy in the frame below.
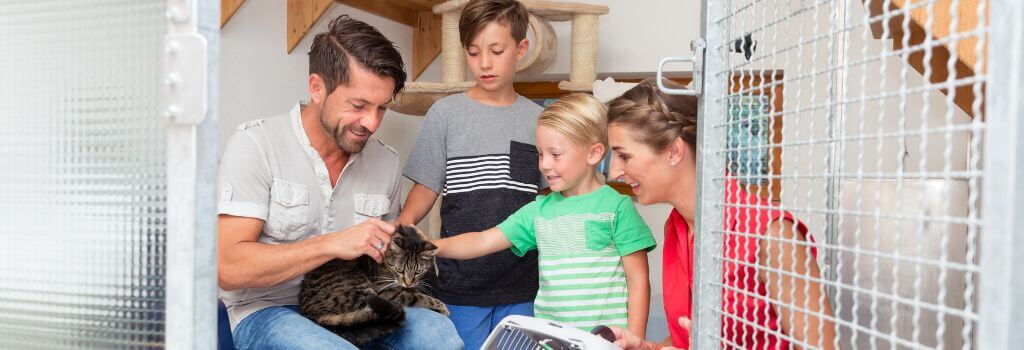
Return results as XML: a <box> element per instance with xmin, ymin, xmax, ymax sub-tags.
<box><xmin>398</xmin><ymin>0</ymin><xmax>542</xmax><ymax>348</ymax></box>
<box><xmin>432</xmin><ymin>94</ymin><xmax>656</xmax><ymax>339</ymax></box>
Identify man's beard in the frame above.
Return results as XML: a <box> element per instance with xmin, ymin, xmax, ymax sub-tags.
<box><xmin>319</xmin><ymin>104</ymin><xmax>370</xmax><ymax>154</ymax></box>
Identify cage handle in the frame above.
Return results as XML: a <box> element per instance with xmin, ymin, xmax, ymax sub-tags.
<box><xmin>657</xmin><ymin>56</ymin><xmax>698</xmax><ymax>96</ymax></box>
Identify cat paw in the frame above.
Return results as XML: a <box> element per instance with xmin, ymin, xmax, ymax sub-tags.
<box><xmin>427</xmin><ymin>302</ymin><xmax>449</xmax><ymax>316</ymax></box>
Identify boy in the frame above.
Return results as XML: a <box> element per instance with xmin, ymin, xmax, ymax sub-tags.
<box><xmin>398</xmin><ymin>0</ymin><xmax>542</xmax><ymax>348</ymax></box>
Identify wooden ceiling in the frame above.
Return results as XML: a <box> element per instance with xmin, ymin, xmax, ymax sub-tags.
<box><xmin>863</xmin><ymin>0</ymin><xmax>985</xmax><ymax>117</ymax></box>
<box><xmin>221</xmin><ymin>0</ymin><xmax>445</xmax><ymax>80</ymax></box>
<box><xmin>336</xmin><ymin>0</ymin><xmax>446</xmax><ymax>26</ymax></box>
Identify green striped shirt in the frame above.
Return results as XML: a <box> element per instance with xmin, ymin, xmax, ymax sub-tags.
<box><xmin>498</xmin><ymin>185</ymin><xmax>656</xmax><ymax>330</ymax></box>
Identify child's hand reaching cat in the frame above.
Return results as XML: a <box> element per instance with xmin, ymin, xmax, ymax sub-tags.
<box><xmin>328</xmin><ymin>218</ymin><xmax>395</xmax><ymax>263</ymax></box>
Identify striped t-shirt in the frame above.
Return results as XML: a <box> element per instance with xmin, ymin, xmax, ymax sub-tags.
<box><xmin>403</xmin><ymin>92</ymin><xmax>543</xmax><ymax>306</ymax></box>
<box><xmin>497</xmin><ymin>185</ymin><xmax>656</xmax><ymax>330</ymax></box>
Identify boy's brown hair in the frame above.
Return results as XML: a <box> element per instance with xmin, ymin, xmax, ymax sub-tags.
<box><xmin>459</xmin><ymin>0</ymin><xmax>530</xmax><ymax>49</ymax></box>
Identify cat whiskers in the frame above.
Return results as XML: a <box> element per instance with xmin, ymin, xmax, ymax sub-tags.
<box><xmin>415</xmin><ymin>280</ymin><xmax>437</xmax><ymax>294</ymax></box>
<box><xmin>373</xmin><ymin>277</ymin><xmax>399</xmax><ymax>291</ymax></box>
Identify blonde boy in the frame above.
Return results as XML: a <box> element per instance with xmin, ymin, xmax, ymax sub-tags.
<box><xmin>433</xmin><ymin>94</ymin><xmax>656</xmax><ymax>338</ymax></box>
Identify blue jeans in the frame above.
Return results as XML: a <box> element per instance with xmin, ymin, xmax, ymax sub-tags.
<box><xmin>446</xmin><ymin>302</ymin><xmax>534</xmax><ymax>350</ymax></box>
<box><xmin>233</xmin><ymin>305</ymin><xmax>463</xmax><ymax>350</ymax></box>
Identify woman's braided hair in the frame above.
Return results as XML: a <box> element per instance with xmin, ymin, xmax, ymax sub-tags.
<box><xmin>607</xmin><ymin>78</ymin><xmax>699</xmax><ymax>153</ymax></box>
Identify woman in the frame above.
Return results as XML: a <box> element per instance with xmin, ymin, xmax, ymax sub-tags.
<box><xmin>606</xmin><ymin>79</ymin><xmax>836</xmax><ymax>349</ymax></box>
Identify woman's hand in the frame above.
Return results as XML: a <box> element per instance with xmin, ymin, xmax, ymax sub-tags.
<box><xmin>610</xmin><ymin>325</ymin><xmax>649</xmax><ymax>350</ymax></box>
<box><xmin>666</xmin><ymin>317</ymin><xmax>691</xmax><ymax>349</ymax></box>
<box><xmin>611</xmin><ymin>317</ymin><xmax>691</xmax><ymax>350</ymax></box>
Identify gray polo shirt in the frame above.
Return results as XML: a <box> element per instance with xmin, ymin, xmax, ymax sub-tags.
<box><xmin>217</xmin><ymin>102</ymin><xmax>401</xmax><ymax>330</ymax></box>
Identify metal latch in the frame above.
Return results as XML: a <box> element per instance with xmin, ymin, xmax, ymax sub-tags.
<box><xmin>163</xmin><ymin>33</ymin><xmax>208</xmax><ymax>125</ymax></box>
<box><xmin>656</xmin><ymin>38</ymin><xmax>706</xmax><ymax>96</ymax></box>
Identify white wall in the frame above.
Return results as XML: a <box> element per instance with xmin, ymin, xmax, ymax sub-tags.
<box><xmin>549</xmin><ymin>0</ymin><xmax>699</xmax><ymax>75</ymax></box>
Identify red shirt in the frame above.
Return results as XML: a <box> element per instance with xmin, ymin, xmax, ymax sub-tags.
<box><xmin>663</xmin><ymin>178</ymin><xmax>810</xmax><ymax>349</ymax></box>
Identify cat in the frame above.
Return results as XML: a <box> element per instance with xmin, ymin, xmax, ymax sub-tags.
<box><xmin>298</xmin><ymin>224</ymin><xmax>449</xmax><ymax>346</ymax></box>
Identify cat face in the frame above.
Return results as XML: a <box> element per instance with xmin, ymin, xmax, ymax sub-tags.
<box><xmin>383</xmin><ymin>225</ymin><xmax>437</xmax><ymax>290</ymax></box>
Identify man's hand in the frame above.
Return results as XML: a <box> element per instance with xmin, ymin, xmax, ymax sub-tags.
<box><xmin>327</xmin><ymin>218</ymin><xmax>396</xmax><ymax>262</ymax></box>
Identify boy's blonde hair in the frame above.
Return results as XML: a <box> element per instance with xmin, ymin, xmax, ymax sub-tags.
<box><xmin>537</xmin><ymin>93</ymin><xmax>608</xmax><ymax>153</ymax></box>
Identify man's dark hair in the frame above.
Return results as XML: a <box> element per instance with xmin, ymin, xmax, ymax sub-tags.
<box><xmin>308</xmin><ymin>15</ymin><xmax>407</xmax><ymax>97</ymax></box>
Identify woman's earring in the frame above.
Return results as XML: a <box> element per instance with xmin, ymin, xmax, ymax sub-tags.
<box><xmin>670</xmin><ymin>160</ymin><xmax>678</xmax><ymax>166</ymax></box>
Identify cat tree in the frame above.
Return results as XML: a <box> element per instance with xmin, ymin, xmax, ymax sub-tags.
<box><xmin>389</xmin><ymin>0</ymin><xmax>609</xmax><ymax>116</ymax></box>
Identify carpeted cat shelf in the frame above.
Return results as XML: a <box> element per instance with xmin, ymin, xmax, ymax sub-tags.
<box><xmin>389</xmin><ymin>0</ymin><xmax>609</xmax><ymax>116</ymax></box>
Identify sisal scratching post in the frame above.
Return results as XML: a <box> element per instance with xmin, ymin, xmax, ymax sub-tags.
<box><xmin>559</xmin><ymin>13</ymin><xmax>599</xmax><ymax>91</ymax></box>
<box><xmin>515</xmin><ymin>14</ymin><xmax>558</xmax><ymax>78</ymax></box>
<box><xmin>441</xmin><ymin>11</ymin><xmax>466</xmax><ymax>84</ymax></box>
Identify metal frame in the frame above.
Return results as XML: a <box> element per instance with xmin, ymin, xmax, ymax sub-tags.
<box><xmin>690</xmin><ymin>0</ymin><xmax>728</xmax><ymax>348</ymax></box>
<box><xmin>823</xmin><ymin>0</ymin><xmax>849</xmax><ymax>304</ymax></box>
<box><xmin>165</xmin><ymin>0</ymin><xmax>217</xmax><ymax>349</ymax></box>
<box><xmin>979</xmin><ymin>0</ymin><xmax>1024</xmax><ymax>348</ymax></box>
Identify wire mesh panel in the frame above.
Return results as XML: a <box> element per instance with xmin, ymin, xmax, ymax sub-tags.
<box><xmin>0</xmin><ymin>1</ymin><xmax>168</xmax><ymax>348</ymax></box>
<box><xmin>693</xmin><ymin>0</ymin><xmax>988</xmax><ymax>349</ymax></box>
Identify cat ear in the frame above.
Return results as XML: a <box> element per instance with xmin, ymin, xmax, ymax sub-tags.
<box><xmin>420</xmin><ymin>245</ymin><xmax>438</xmax><ymax>260</ymax></box>
<box><xmin>397</xmin><ymin>224</ymin><xmax>421</xmax><ymax>239</ymax></box>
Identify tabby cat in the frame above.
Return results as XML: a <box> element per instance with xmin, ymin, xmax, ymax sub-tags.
<box><xmin>299</xmin><ymin>224</ymin><xmax>449</xmax><ymax>346</ymax></box>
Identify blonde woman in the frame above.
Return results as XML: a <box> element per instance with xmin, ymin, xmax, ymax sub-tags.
<box><xmin>432</xmin><ymin>94</ymin><xmax>657</xmax><ymax>338</ymax></box>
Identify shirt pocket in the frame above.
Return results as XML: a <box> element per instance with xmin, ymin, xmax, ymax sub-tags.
<box><xmin>353</xmin><ymin>193</ymin><xmax>390</xmax><ymax>226</ymax></box>
<box><xmin>509</xmin><ymin>141</ymin><xmax>541</xmax><ymax>189</ymax></box>
<box><xmin>584</xmin><ymin>218</ymin><xmax>615</xmax><ymax>251</ymax></box>
<box><xmin>267</xmin><ymin>178</ymin><xmax>310</xmax><ymax>241</ymax></box>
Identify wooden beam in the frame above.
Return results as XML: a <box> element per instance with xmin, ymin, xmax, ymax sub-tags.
<box><xmin>894</xmin><ymin>0</ymin><xmax>984</xmax><ymax>70</ymax></box>
<box><xmin>861</xmin><ymin>0</ymin><xmax>985</xmax><ymax>117</ymax></box>
<box><xmin>334</xmin><ymin>0</ymin><xmax>419</xmax><ymax>27</ymax></box>
<box><xmin>287</xmin><ymin>0</ymin><xmax>334</xmax><ymax>54</ymax></box>
<box><xmin>220</xmin><ymin>0</ymin><xmax>247</xmax><ymax>28</ymax></box>
<box><xmin>412</xmin><ymin>11</ymin><xmax>442</xmax><ymax>80</ymax></box>
<box><xmin>889</xmin><ymin>15</ymin><xmax>982</xmax><ymax>118</ymax></box>
<box><xmin>863</xmin><ymin>0</ymin><xmax>889</xmax><ymax>38</ymax></box>
<box><xmin>514</xmin><ymin>77</ymin><xmax>696</xmax><ymax>100</ymax></box>
<box><xmin>390</xmin><ymin>0</ymin><xmax>445</xmax><ymax>10</ymax></box>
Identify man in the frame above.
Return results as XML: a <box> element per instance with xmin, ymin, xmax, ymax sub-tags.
<box><xmin>217</xmin><ymin>15</ymin><xmax>462</xmax><ymax>350</ymax></box>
